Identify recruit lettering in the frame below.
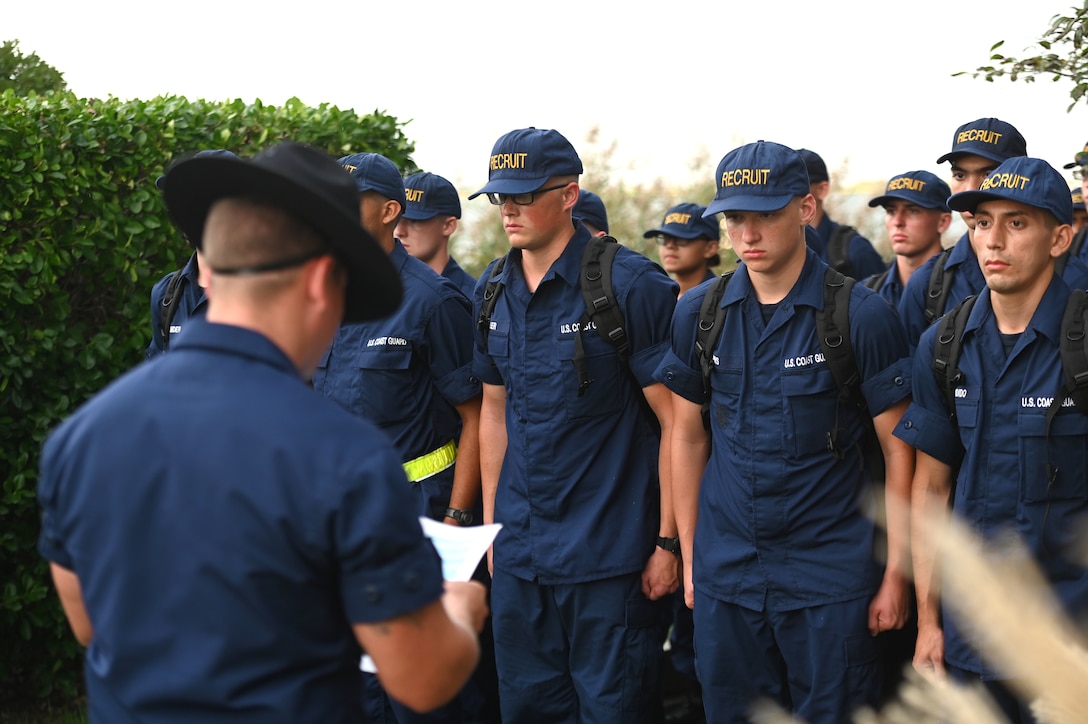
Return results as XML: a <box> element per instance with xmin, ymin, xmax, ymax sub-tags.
<box><xmin>665</xmin><ymin>212</ymin><xmax>692</xmax><ymax>225</ymax></box>
<box><xmin>720</xmin><ymin>168</ymin><xmax>771</xmax><ymax>188</ymax></box>
<box><xmin>956</xmin><ymin>129</ymin><xmax>1003</xmax><ymax>145</ymax></box>
<box><xmin>490</xmin><ymin>153</ymin><xmax>529</xmax><ymax>170</ymax></box>
<box><xmin>405</xmin><ymin>188</ymin><xmax>424</xmax><ymax>202</ymax></box>
<box><xmin>888</xmin><ymin>177</ymin><xmax>927</xmax><ymax>192</ymax></box>
<box><xmin>980</xmin><ymin>172</ymin><xmax>1030</xmax><ymax>192</ymax></box>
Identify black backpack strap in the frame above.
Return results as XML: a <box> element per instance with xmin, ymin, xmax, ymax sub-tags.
<box><xmin>862</xmin><ymin>267</ymin><xmax>889</xmax><ymax>291</ymax></box>
<box><xmin>160</xmin><ymin>269</ymin><xmax>188</xmax><ymax>351</ymax></box>
<box><xmin>695</xmin><ymin>272</ymin><xmax>734</xmax><ymax>429</ymax></box>
<box><xmin>815</xmin><ymin>268</ymin><xmax>866</xmax><ymax>462</ymax></box>
<box><xmin>1058</xmin><ymin>289</ymin><xmax>1088</xmax><ymax>412</ymax></box>
<box><xmin>477</xmin><ymin>253</ymin><xmax>509</xmax><ymax>347</ymax></box>
<box><xmin>924</xmin><ymin>248</ymin><xmax>955</xmax><ymax>325</ymax></box>
<box><xmin>827</xmin><ymin>224</ymin><xmax>856</xmax><ymax>279</ymax></box>
<box><xmin>574</xmin><ymin>235</ymin><xmax>627</xmax><ymax>396</ymax></box>
<box><xmin>931</xmin><ymin>294</ymin><xmax>978</xmax><ymax>422</ymax></box>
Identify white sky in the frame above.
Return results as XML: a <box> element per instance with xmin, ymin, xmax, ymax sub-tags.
<box><xmin>9</xmin><ymin>0</ymin><xmax>1088</xmax><ymax>193</ymax></box>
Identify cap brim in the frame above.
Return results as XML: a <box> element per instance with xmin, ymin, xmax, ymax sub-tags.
<box><xmin>936</xmin><ymin>149</ymin><xmax>1008</xmax><ymax>165</ymax></box>
<box><xmin>467</xmin><ymin>177</ymin><xmax>549</xmax><ymax>200</ymax></box>
<box><xmin>401</xmin><ymin>208</ymin><xmax>439</xmax><ymax>221</ymax></box>
<box><xmin>642</xmin><ymin>226</ymin><xmax>704</xmax><ymax>240</ymax></box>
<box><xmin>867</xmin><ymin>193</ymin><xmax>946</xmax><ymax>210</ymax></box>
<box><xmin>163</xmin><ymin>157</ymin><xmax>401</xmax><ymax>323</ymax></box>
<box><xmin>946</xmin><ymin>189</ymin><xmax>1002</xmax><ymax>214</ymax></box>
<box><xmin>1064</xmin><ymin>161</ymin><xmax>1080</xmax><ymax>169</ymax></box>
<box><xmin>704</xmin><ymin>194</ymin><xmax>793</xmax><ymax>216</ymax></box>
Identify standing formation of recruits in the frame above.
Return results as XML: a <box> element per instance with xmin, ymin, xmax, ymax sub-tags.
<box><xmin>35</xmin><ymin>118</ymin><xmax>1088</xmax><ymax>724</ymax></box>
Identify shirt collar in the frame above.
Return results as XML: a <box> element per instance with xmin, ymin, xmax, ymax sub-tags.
<box><xmin>170</xmin><ymin>319</ymin><xmax>300</xmax><ymax>377</ymax></box>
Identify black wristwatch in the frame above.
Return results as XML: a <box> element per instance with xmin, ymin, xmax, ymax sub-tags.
<box><xmin>444</xmin><ymin>507</ymin><xmax>474</xmax><ymax>525</ymax></box>
<box><xmin>656</xmin><ymin>535</ymin><xmax>681</xmax><ymax>556</ymax></box>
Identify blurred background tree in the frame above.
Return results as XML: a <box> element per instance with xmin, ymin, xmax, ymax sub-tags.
<box><xmin>0</xmin><ymin>39</ymin><xmax>66</xmax><ymax>96</ymax></box>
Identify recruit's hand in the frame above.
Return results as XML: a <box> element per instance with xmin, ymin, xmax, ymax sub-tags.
<box><xmin>868</xmin><ymin>571</ymin><xmax>910</xmax><ymax>636</ymax></box>
<box><xmin>441</xmin><ymin>580</ymin><xmax>489</xmax><ymax>636</ymax></box>
<box><xmin>913</xmin><ymin>621</ymin><xmax>946</xmax><ymax>679</ymax></box>
<box><xmin>641</xmin><ymin>547</ymin><xmax>680</xmax><ymax>600</ymax></box>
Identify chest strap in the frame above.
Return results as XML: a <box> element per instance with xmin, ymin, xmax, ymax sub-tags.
<box><xmin>403</xmin><ymin>440</ymin><xmax>457</xmax><ymax>483</ymax></box>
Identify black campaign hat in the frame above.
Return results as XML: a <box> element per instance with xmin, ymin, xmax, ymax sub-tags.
<box><xmin>162</xmin><ymin>141</ymin><xmax>401</xmax><ymax>323</ymax></box>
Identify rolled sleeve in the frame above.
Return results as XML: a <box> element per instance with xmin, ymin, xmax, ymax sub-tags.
<box><xmin>860</xmin><ymin>357</ymin><xmax>912</xmax><ymax>416</ymax></box>
<box><xmin>341</xmin><ymin>535</ymin><xmax>445</xmax><ymax>623</ymax></box>
<box><xmin>892</xmin><ymin>325</ymin><xmax>964</xmax><ymax>466</ymax></box>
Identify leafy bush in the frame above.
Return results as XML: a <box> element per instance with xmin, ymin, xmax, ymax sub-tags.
<box><xmin>0</xmin><ymin>90</ymin><xmax>416</xmax><ymax>704</ymax></box>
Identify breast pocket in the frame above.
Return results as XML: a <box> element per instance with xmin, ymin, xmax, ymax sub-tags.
<box><xmin>1020</xmin><ymin>410</ymin><xmax>1088</xmax><ymax>503</ymax></box>
<box><xmin>709</xmin><ymin>359</ymin><xmax>742</xmax><ymax>439</ymax></box>
<box><xmin>355</xmin><ymin>343</ymin><xmax>416</xmax><ymax>427</ymax></box>
<box><xmin>556</xmin><ymin>334</ymin><xmax>622</xmax><ymax>421</ymax></box>
<box><xmin>783</xmin><ymin>366</ymin><xmax>840</xmax><ymax>457</ymax></box>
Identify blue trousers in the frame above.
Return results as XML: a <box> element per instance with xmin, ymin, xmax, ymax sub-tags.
<box><xmin>491</xmin><ymin>569</ymin><xmax>664</xmax><ymax>723</ymax></box>
<box><xmin>693</xmin><ymin>591</ymin><xmax>881</xmax><ymax>723</ymax></box>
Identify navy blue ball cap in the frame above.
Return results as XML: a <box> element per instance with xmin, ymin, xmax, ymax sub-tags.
<box><xmin>1073</xmin><ymin>187</ymin><xmax>1085</xmax><ymax>211</ymax></box>
<box><xmin>402</xmin><ymin>171</ymin><xmax>461</xmax><ymax>220</ymax></box>
<box><xmin>868</xmin><ymin>170</ymin><xmax>951</xmax><ymax>212</ymax></box>
<box><xmin>644</xmin><ymin>202</ymin><xmax>720</xmax><ymax>240</ymax></box>
<box><xmin>574</xmin><ymin>190</ymin><xmax>609</xmax><ymax>233</ymax></box>
<box><xmin>337</xmin><ymin>153</ymin><xmax>407</xmax><ymax>211</ymax></box>
<box><xmin>468</xmin><ymin>128</ymin><xmax>583</xmax><ymax>199</ymax></box>
<box><xmin>1063</xmin><ymin>141</ymin><xmax>1088</xmax><ymax>170</ymax></box>
<box><xmin>162</xmin><ymin>141</ymin><xmax>402</xmax><ymax>322</ymax></box>
<box><xmin>947</xmin><ymin>157</ymin><xmax>1073</xmax><ymax>225</ymax></box>
<box><xmin>796</xmin><ymin>149</ymin><xmax>829</xmax><ymax>183</ymax></box>
<box><xmin>156</xmin><ymin>149</ymin><xmax>238</xmax><ymax>190</ymax></box>
<box><xmin>704</xmin><ymin>141</ymin><xmax>811</xmax><ymax>216</ymax></box>
<box><xmin>936</xmin><ymin>118</ymin><xmax>1027</xmax><ymax>165</ymax></box>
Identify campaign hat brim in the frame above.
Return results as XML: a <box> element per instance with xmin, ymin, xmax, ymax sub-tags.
<box><xmin>162</xmin><ymin>146</ymin><xmax>401</xmax><ymax>323</ymax></box>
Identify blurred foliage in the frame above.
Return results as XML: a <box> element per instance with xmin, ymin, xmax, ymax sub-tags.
<box><xmin>0</xmin><ymin>40</ymin><xmax>66</xmax><ymax>97</ymax></box>
<box><xmin>957</xmin><ymin>1</ymin><xmax>1088</xmax><ymax>111</ymax></box>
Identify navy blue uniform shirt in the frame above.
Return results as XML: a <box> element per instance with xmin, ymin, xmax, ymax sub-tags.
<box><xmin>472</xmin><ymin>225</ymin><xmax>678</xmax><ymax>584</ymax></box>
<box><xmin>145</xmin><ymin>252</ymin><xmax>206</xmax><ymax>360</ymax></box>
<box><xmin>656</xmin><ymin>250</ymin><xmax>912</xmax><ymax>611</ymax></box>
<box><xmin>894</xmin><ymin>277</ymin><xmax>1088</xmax><ymax>678</ymax></box>
<box><xmin>38</xmin><ymin>320</ymin><xmax>444</xmax><ymax>723</ymax></box>
<box><xmin>442</xmin><ymin>256</ymin><xmax>477</xmax><ymax>300</ymax></box>
<box><xmin>863</xmin><ymin>259</ymin><xmax>906</xmax><ymax>307</ymax></box>
<box><xmin>808</xmin><ymin>215</ymin><xmax>886</xmax><ymax>281</ymax></box>
<box><xmin>313</xmin><ymin>241</ymin><xmax>480</xmax><ymax>520</ymax></box>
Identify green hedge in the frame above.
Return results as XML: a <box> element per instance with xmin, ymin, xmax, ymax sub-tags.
<box><xmin>0</xmin><ymin>91</ymin><xmax>416</xmax><ymax>705</ymax></box>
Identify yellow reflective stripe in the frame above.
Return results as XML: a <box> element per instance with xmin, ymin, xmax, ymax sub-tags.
<box><xmin>402</xmin><ymin>440</ymin><xmax>457</xmax><ymax>483</ymax></box>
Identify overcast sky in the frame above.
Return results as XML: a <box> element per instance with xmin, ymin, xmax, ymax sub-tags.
<box><xmin>9</xmin><ymin>0</ymin><xmax>1088</xmax><ymax>194</ymax></box>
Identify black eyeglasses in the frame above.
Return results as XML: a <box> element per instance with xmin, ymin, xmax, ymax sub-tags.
<box><xmin>486</xmin><ymin>183</ymin><xmax>569</xmax><ymax>206</ymax></box>
<box><xmin>655</xmin><ymin>235</ymin><xmax>706</xmax><ymax>247</ymax></box>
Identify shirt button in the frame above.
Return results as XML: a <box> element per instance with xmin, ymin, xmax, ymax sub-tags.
<box><xmin>894</xmin><ymin>376</ymin><xmax>904</xmax><ymax>386</ymax></box>
<box><xmin>666</xmin><ymin>372</ymin><xmax>675</xmax><ymax>381</ymax></box>
<box><xmin>469</xmin><ymin>376</ymin><xmax>479</xmax><ymax>384</ymax></box>
<box><xmin>403</xmin><ymin>572</ymin><xmax>421</xmax><ymax>591</ymax></box>
<box><xmin>365</xmin><ymin>585</ymin><xmax>382</xmax><ymax>603</ymax></box>
<box><xmin>904</xmin><ymin>421</ymin><xmax>913</xmax><ymax>429</ymax></box>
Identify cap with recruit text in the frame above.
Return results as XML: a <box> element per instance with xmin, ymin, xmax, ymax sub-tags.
<box><xmin>796</xmin><ymin>149</ymin><xmax>829</xmax><ymax>184</ymax></box>
<box><xmin>1074</xmin><ymin>187</ymin><xmax>1086</xmax><ymax>211</ymax></box>
<box><xmin>936</xmin><ymin>118</ymin><xmax>1027</xmax><ymax>165</ymax></box>
<box><xmin>574</xmin><ymin>190</ymin><xmax>609</xmax><ymax>233</ymax></box>
<box><xmin>644</xmin><ymin>202</ymin><xmax>720</xmax><ymax>240</ymax></box>
<box><xmin>468</xmin><ymin>128</ymin><xmax>583</xmax><ymax>199</ymax></box>
<box><xmin>704</xmin><ymin>141</ymin><xmax>811</xmax><ymax>216</ymax></box>
<box><xmin>868</xmin><ymin>170</ymin><xmax>951</xmax><ymax>212</ymax></box>
<box><xmin>338</xmin><ymin>153</ymin><xmax>407</xmax><ymax>211</ymax></box>
<box><xmin>402</xmin><ymin>171</ymin><xmax>462</xmax><ymax>220</ymax></box>
<box><xmin>947</xmin><ymin>157</ymin><xmax>1072</xmax><ymax>225</ymax></box>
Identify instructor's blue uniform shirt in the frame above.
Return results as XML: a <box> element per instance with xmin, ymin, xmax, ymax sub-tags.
<box><xmin>313</xmin><ymin>241</ymin><xmax>480</xmax><ymax>520</ymax></box>
<box><xmin>473</xmin><ymin>225</ymin><xmax>678</xmax><ymax>584</ymax></box>
<box><xmin>655</xmin><ymin>250</ymin><xmax>911</xmax><ymax>611</ymax></box>
<box><xmin>38</xmin><ymin>321</ymin><xmax>444</xmax><ymax>723</ymax></box>
<box><xmin>894</xmin><ymin>277</ymin><xmax>1088</xmax><ymax>678</ymax></box>
<box><xmin>146</xmin><ymin>252</ymin><xmax>206</xmax><ymax>360</ymax></box>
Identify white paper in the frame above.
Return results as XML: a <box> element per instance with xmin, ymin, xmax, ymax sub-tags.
<box><xmin>361</xmin><ymin>518</ymin><xmax>502</xmax><ymax>673</ymax></box>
